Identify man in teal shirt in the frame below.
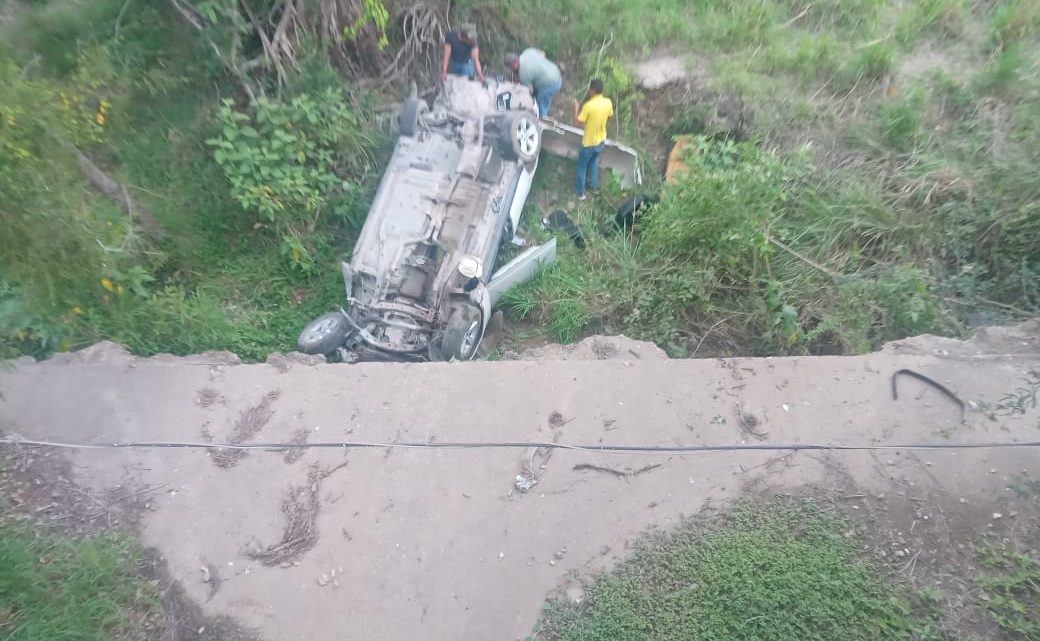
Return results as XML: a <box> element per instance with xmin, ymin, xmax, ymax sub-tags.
<box><xmin>504</xmin><ymin>49</ymin><xmax>562</xmax><ymax>118</ymax></box>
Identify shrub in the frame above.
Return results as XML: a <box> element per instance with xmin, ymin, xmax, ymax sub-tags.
<box><xmin>811</xmin><ymin>267</ymin><xmax>948</xmax><ymax>353</ymax></box>
<box><xmin>641</xmin><ymin>138</ymin><xmax>789</xmax><ymax>280</ymax></box>
<box><xmin>208</xmin><ymin>85</ymin><xmax>376</xmax><ymax>272</ymax></box>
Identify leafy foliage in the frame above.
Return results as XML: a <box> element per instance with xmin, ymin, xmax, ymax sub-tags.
<box><xmin>507</xmin><ymin>140</ymin><xmax>951</xmax><ymax>356</ymax></box>
<box><xmin>342</xmin><ymin>0</ymin><xmax>391</xmax><ymax>48</ymax></box>
<box><xmin>208</xmin><ymin>87</ymin><xmax>376</xmax><ymax>271</ymax></box>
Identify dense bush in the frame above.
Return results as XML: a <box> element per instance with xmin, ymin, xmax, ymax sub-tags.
<box><xmin>209</xmin><ymin>86</ymin><xmax>376</xmax><ymax>272</ymax></box>
<box><xmin>506</xmin><ymin>138</ymin><xmax>955</xmax><ymax>356</ymax></box>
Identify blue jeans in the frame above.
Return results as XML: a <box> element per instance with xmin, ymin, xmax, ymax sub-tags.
<box><xmin>448</xmin><ymin>59</ymin><xmax>474</xmax><ymax>79</ymax></box>
<box><xmin>577</xmin><ymin>142</ymin><xmax>605</xmax><ymax>197</ymax></box>
<box><xmin>535</xmin><ymin>79</ymin><xmax>562</xmax><ymax>118</ymax></box>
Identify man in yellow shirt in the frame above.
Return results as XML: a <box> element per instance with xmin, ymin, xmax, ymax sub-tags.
<box><xmin>573</xmin><ymin>79</ymin><xmax>613</xmax><ymax>201</ymax></box>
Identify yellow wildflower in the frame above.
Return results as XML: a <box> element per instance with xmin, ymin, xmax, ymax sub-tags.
<box><xmin>100</xmin><ymin>277</ymin><xmax>114</xmax><ymax>292</ymax></box>
<box><xmin>72</xmin><ymin>306</ymin><xmax>85</xmax><ymax>315</ymax></box>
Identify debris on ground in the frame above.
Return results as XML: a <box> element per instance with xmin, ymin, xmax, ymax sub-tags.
<box><xmin>281</xmin><ymin>428</ymin><xmax>310</xmax><ymax>465</ymax></box>
<box><xmin>514</xmin><ymin>474</ymin><xmax>538</xmax><ymax>493</ymax></box>
<box><xmin>210</xmin><ymin>390</ymin><xmax>281</xmax><ymax>469</ymax></box>
<box><xmin>542</xmin><ymin>210</ymin><xmax>586</xmax><ymax>250</ymax></box>
<box><xmin>248</xmin><ymin>461</ymin><xmax>347</xmax><ymax>566</ymax></box>
<box><xmin>573</xmin><ymin>463</ymin><xmax>662</xmax><ymax>480</ymax></box>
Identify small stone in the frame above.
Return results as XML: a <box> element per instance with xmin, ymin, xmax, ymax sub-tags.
<box><xmin>992</xmin><ymin>512</ymin><xmax>1003</xmax><ymax>520</ymax></box>
<box><xmin>317</xmin><ymin>573</ymin><xmax>330</xmax><ymax>586</ymax></box>
<box><xmin>894</xmin><ymin>550</ymin><xmax>906</xmax><ymax>558</ymax></box>
<box><xmin>498</xmin><ymin>552</ymin><xmax>505</xmax><ymax>560</ymax></box>
<box><xmin>565</xmin><ymin>583</ymin><xmax>586</xmax><ymax>604</ymax></box>
<box><xmin>959</xmin><ymin>498</ymin><xmax>967</xmax><ymax>503</ymax></box>
<box><xmin>549</xmin><ymin>560</ymin><xmax>556</xmax><ymax>566</ymax></box>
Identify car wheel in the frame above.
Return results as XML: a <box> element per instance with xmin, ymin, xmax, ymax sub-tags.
<box><xmin>399</xmin><ymin>98</ymin><xmax>429</xmax><ymax>137</ymax></box>
<box><xmin>503</xmin><ymin>113</ymin><xmax>540</xmax><ymax>164</ymax></box>
<box><xmin>435</xmin><ymin>305</ymin><xmax>484</xmax><ymax>362</ymax></box>
<box><xmin>297</xmin><ymin>312</ymin><xmax>349</xmax><ymax>355</ymax></box>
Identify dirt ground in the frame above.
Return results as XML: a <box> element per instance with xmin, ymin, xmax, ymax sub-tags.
<box><xmin>2</xmin><ymin>324</ymin><xmax>1039</xmax><ymax>641</ymax></box>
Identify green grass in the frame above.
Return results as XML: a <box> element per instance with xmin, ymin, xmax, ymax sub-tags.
<box><xmin>507</xmin><ymin>137</ymin><xmax>957</xmax><ymax>356</ymax></box>
<box><xmin>498</xmin><ymin>0</ymin><xmax>1040</xmax><ymax>354</ymax></box>
<box><xmin>0</xmin><ymin>523</ymin><xmax>158</xmax><ymax>640</ymax></box>
<box><xmin>976</xmin><ymin>546</ymin><xmax>1040</xmax><ymax>640</ymax></box>
<box><xmin>3</xmin><ymin>0</ymin><xmax>1039</xmax><ymax>361</ymax></box>
<box><xmin>537</xmin><ymin>497</ymin><xmax>927</xmax><ymax>641</ymax></box>
<box><xmin>0</xmin><ymin>1</ymin><xmax>376</xmax><ymax>361</ymax></box>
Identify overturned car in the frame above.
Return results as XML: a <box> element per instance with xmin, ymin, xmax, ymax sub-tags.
<box><xmin>297</xmin><ymin>76</ymin><xmax>556</xmax><ymax>362</ymax></box>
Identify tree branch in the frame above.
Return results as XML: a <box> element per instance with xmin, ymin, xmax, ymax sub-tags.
<box><xmin>68</xmin><ymin>144</ymin><xmax>168</xmax><ymax>240</ymax></box>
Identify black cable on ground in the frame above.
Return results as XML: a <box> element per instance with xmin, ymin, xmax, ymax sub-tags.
<box><xmin>3</xmin><ymin>435</ymin><xmax>1040</xmax><ymax>455</ymax></box>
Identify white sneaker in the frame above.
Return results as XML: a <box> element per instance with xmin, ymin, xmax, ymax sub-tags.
<box><xmin>578</xmin><ymin>194</ymin><xmax>587</xmax><ymax>201</ymax></box>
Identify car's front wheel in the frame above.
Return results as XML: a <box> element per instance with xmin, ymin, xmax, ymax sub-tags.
<box><xmin>434</xmin><ymin>305</ymin><xmax>484</xmax><ymax>362</ymax></box>
<box><xmin>297</xmin><ymin>312</ymin><xmax>349</xmax><ymax>355</ymax></box>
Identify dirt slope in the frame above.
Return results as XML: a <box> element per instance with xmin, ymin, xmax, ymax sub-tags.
<box><xmin>1</xmin><ymin>324</ymin><xmax>1038</xmax><ymax>641</ymax></box>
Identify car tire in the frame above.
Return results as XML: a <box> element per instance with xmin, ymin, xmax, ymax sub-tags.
<box><xmin>297</xmin><ymin>312</ymin><xmax>349</xmax><ymax>355</ymax></box>
<box><xmin>399</xmin><ymin>98</ymin><xmax>429</xmax><ymax>137</ymax></box>
<box><xmin>502</xmin><ymin>113</ymin><xmax>540</xmax><ymax>164</ymax></box>
<box><xmin>434</xmin><ymin>305</ymin><xmax>484</xmax><ymax>362</ymax></box>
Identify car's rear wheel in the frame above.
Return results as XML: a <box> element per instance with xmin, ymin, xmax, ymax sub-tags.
<box><xmin>297</xmin><ymin>312</ymin><xmax>349</xmax><ymax>355</ymax></box>
<box><xmin>399</xmin><ymin>99</ymin><xmax>429</xmax><ymax>137</ymax></box>
<box><xmin>502</xmin><ymin>113</ymin><xmax>540</xmax><ymax>164</ymax></box>
<box><xmin>434</xmin><ymin>305</ymin><xmax>484</xmax><ymax>362</ymax></box>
